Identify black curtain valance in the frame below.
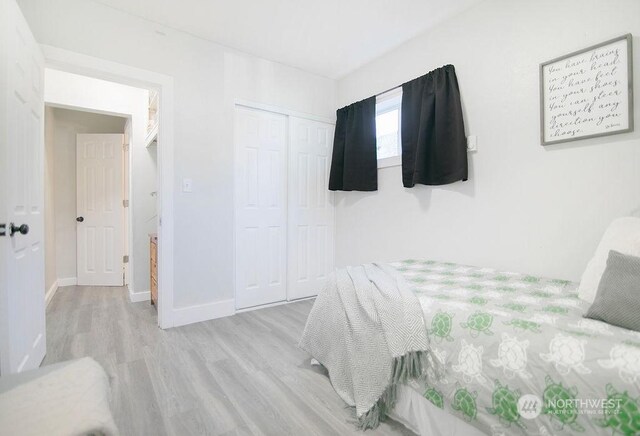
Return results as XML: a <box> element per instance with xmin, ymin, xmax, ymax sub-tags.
<box><xmin>401</xmin><ymin>65</ymin><xmax>468</xmax><ymax>187</ymax></box>
<box><xmin>328</xmin><ymin>96</ymin><xmax>377</xmax><ymax>191</ymax></box>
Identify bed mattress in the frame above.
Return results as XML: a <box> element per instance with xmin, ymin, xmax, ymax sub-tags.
<box><xmin>388</xmin><ymin>259</ymin><xmax>640</xmax><ymax>436</ymax></box>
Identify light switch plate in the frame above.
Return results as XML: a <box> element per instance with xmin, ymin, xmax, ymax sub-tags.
<box><xmin>467</xmin><ymin>135</ymin><xmax>478</xmax><ymax>152</ymax></box>
<box><xmin>182</xmin><ymin>178</ymin><xmax>193</xmax><ymax>193</ymax></box>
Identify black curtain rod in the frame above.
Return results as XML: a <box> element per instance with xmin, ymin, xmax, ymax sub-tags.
<box><xmin>338</xmin><ymin>83</ymin><xmax>402</xmax><ymax>110</ymax></box>
<box><xmin>373</xmin><ymin>64</ymin><xmax>454</xmax><ymax>97</ymax></box>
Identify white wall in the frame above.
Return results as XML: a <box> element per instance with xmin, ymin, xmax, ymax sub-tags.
<box><xmin>335</xmin><ymin>0</ymin><xmax>640</xmax><ymax>281</ymax></box>
<box><xmin>17</xmin><ymin>0</ymin><xmax>336</xmax><ymax>316</ymax></box>
<box><xmin>45</xmin><ymin>108</ymin><xmax>126</xmax><ymax>283</ymax></box>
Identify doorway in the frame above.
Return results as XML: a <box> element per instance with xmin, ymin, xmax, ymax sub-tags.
<box><xmin>40</xmin><ymin>48</ymin><xmax>175</xmax><ymax>329</ymax></box>
<box><xmin>44</xmin><ymin>109</ymin><xmax>128</xmax><ymax>292</ymax></box>
<box><xmin>43</xmin><ymin>70</ymin><xmax>161</xmax><ymax>324</ymax></box>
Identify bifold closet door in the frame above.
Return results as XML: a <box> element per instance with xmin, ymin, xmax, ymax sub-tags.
<box><xmin>234</xmin><ymin>106</ymin><xmax>288</xmax><ymax>309</ymax></box>
<box><xmin>287</xmin><ymin>117</ymin><xmax>335</xmax><ymax>301</ymax></box>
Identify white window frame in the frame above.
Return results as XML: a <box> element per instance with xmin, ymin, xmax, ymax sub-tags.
<box><xmin>375</xmin><ymin>87</ymin><xmax>402</xmax><ymax>168</ymax></box>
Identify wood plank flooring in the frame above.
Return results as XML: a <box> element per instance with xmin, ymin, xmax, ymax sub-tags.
<box><xmin>44</xmin><ymin>286</ymin><xmax>415</xmax><ymax>436</ymax></box>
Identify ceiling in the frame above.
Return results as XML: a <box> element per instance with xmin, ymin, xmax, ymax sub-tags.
<box><xmin>94</xmin><ymin>0</ymin><xmax>482</xmax><ymax>79</ymax></box>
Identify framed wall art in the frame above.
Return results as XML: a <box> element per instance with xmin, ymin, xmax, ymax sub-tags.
<box><xmin>540</xmin><ymin>34</ymin><xmax>633</xmax><ymax>145</ymax></box>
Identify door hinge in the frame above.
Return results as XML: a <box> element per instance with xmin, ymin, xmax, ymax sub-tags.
<box><xmin>123</xmin><ymin>255</ymin><xmax>129</xmax><ymax>263</ymax></box>
<box><xmin>123</xmin><ymin>199</ymin><xmax>129</xmax><ymax>207</ymax></box>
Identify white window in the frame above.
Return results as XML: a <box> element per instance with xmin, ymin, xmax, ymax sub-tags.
<box><xmin>376</xmin><ymin>87</ymin><xmax>402</xmax><ymax>168</ymax></box>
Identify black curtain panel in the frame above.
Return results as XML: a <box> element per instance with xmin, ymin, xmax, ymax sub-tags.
<box><xmin>328</xmin><ymin>96</ymin><xmax>377</xmax><ymax>191</ymax></box>
<box><xmin>401</xmin><ymin>65</ymin><xmax>468</xmax><ymax>187</ymax></box>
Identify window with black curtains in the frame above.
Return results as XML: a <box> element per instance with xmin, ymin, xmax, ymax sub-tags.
<box><xmin>328</xmin><ymin>64</ymin><xmax>467</xmax><ymax>191</ymax></box>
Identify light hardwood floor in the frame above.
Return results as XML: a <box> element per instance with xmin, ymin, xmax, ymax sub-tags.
<box><xmin>44</xmin><ymin>286</ymin><xmax>415</xmax><ymax>436</ymax></box>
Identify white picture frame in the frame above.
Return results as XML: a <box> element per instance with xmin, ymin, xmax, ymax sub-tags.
<box><xmin>540</xmin><ymin>34</ymin><xmax>634</xmax><ymax>146</ymax></box>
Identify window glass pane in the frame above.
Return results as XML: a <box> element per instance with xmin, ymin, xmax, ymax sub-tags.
<box><xmin>376</xmin><ymin>109</ymin><xmax>399</xmax><ymax>159</ymax></box>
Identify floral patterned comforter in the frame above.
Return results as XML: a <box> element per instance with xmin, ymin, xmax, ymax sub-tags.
<box><xmin>391</xmin><ymin>259</ymin><xmax>640</xmax><ymax>436</ymax></box>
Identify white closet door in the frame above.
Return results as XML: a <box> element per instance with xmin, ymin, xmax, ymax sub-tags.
<box><xmin>235</xmin><ymin>106</ymin><xmax>287</xmax><ymax>309</ymax></box>
<box><xmin>287</xmin><ymin>117</ymin><xmax>335</xmax><ymax>300</ymax></box>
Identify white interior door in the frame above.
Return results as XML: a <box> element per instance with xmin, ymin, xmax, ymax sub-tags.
<box><xmin>234</xmin><ymin>106</ymin><xmax>287</xmax><ymax>309</ymax></box>
<box><xmin>0</xmin><ymin>0</ymin><xmax>46</xmax><ymax>374</ymax></box>
<box><xmin>76</xmin><ymin>133</ymin><xmax>125</xmax><ymax>286</ymax></box>
<box><xmin>287</xmin><ymin>117</ymin><xmax>335</xmax><ymax>300</ymax></box>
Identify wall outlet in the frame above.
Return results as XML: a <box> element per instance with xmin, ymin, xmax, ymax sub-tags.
<box><xmin>467</xmin><ymin>135</ymin><xmax>478</xmax><ymax>151</ymax></box>
<box><xmin>182</xmin><ymin>178</ymin><xmax>193</xmax><ymax>193</ymax></box>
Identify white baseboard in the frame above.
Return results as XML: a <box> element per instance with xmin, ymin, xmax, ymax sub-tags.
<box><xmin>172</xmin><ymin>299</ymin><xmax>235</xmax><ymax>328</ymax></box>
<box><xmin>57</xmin><ymin>277</ymin><xmax>77</xmax><ymax>287</ymax></box>
<box><xmin>45</xmin><ymin>281</ymin><xmax>59</xmax><ymax>307</ymax></box>
<box><xmin>129</xmin><ymin>289</ymin><xmax>150</xmax><ymax>303</ymax></box>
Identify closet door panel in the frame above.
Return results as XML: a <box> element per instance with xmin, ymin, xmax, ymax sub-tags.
<box><xmin>235</xmin><ymin>106</ymin><xmax>287</xmax><ymax>309</ymax></box>
<box><xmin>288</xmin><ymin>117</ymin><xmax>335</xmax><ymax>300</ymax></box>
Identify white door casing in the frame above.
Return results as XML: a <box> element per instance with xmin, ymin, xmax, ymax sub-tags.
<box><xmin>123</xmin><ymin>122</ymin><xmax>130</xmax><ymax>287</ymax></box>
<box><xmin>76</xmin><ymin>134</ymin><xmax>125</xmax><ymax>286</ymax></box>
<box><xmin>0</xmin><ymin>0</ymin><xmax>46</xmax><ymax>374</ymax></box>
<box><xmin>287</xmin><ymin>117</ymin><xmax>335</xmax><ymax>300</ymax></box>
<box><xmin>234</xmin><ymin>106</ymin><xmax>288</xmax><ymax>309</ymax></box>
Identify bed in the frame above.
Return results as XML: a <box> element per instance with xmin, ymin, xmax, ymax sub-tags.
<box><xmin>302</xmin><ymin>259</ymin><xmax>640</xmax><ymax>436</ymax></box>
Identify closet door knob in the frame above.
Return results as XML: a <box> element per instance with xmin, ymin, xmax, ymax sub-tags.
<box><xmin>76</xmin><ymin>216</ymin><xmax>84</xmax><ymax>223</ymax></box>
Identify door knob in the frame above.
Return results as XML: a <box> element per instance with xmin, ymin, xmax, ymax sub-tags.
<box><xmin>0</xmin><ymin>223</ymin><xmax>5</xmax><ymax>237</ymax></box>
<box><xmin>10</xmin><ymin>223</ymin><xmax>29</xmax><ymax>236</ymax></box>
<box><xmin>76</xmin><ymin>216</ymin><xmax>84</xmax><ymax>223</ymax></box>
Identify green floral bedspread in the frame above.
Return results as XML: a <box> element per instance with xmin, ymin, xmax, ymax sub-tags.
<box><xmin>391</xmin><ymin>259</ymin><xmax>640</xmax><ymax>436</ymax></box>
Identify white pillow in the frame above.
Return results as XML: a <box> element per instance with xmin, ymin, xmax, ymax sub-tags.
<box><xmin>578</xmin><ymin>217</ymin><xmax>640</xmax><ymax>303</ymax></box>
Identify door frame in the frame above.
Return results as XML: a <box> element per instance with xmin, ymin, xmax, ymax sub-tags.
<box><xmin>43</xmin><ymin>45</ymin><xmax>175</xmax><ymax>329</ymax></box>
<box><xmin>232</xmin><ymin>99</ymin><xmax>335</xmax><ymax>311</ymax></box>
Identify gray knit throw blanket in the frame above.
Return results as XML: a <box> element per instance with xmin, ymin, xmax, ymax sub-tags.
<box><xmin>299</xmin><ymin>263</ymin><xmax>437</xmax><ymax>429</ymax></box>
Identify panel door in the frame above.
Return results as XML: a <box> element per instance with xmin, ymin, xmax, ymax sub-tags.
<box><xmin>76</xmin><ymin>134</ymin><xmax>124</xmax><ymax>286</ymax></box>
<box><xmin>0</xmin><ymin>0</ymin><xmax>46</xmax><ymax>374</ymax></box>
<box><xmin>287</xmin><ymin>117</ymin><xmax>335</xmax><ymax>300</ymax></box>
<box><xmin>235</xmin><ymin>106</ymin><xmax>287</xmax><ymax>309</ymax></box>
